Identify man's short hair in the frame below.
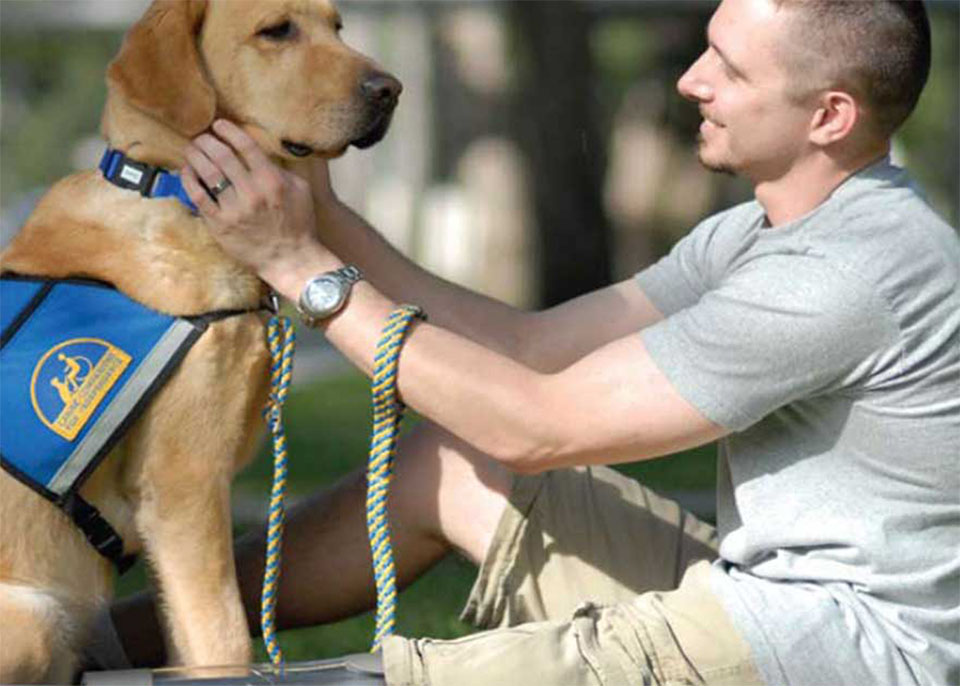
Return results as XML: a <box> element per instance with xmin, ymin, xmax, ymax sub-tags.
<box><xmin>772</xmin><ymin>0</ymin><xmax>931</xmax><ymax>140</ymax></box>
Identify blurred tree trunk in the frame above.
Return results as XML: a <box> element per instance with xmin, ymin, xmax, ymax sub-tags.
<box><xmin>509</xmin><ymin>1</ymin><xmax>611</xmax><ymax>307</ymax></box>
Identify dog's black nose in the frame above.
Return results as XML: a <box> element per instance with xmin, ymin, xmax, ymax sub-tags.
<box><xmin>361</xmin><ymin>73</ymin><xmax>402</xmax><ymax>111</ymax></box>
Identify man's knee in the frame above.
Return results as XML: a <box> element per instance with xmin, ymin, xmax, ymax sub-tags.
<box><xmin>396</xmin><ymin>422</ymin><xmax>513</xmax><ymax>564</ymax></box>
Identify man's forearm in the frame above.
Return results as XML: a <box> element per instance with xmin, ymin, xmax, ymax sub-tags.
<box><xmin>314</xmin><ymin>199</ymin><xmax>539</xmax><ymax>366</ymax></box>
<box><xmin>297</xmin><ymin>161</ymin><xmax>665</xmax><ymax>374</ymax></box>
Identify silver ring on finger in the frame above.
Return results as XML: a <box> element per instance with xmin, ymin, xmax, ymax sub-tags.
<box><xmin>209</xmin><ymin>177</ymin><xmax>233</xmax><ymax>198</ymax></box>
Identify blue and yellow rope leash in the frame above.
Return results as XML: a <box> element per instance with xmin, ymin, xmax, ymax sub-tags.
<box><xmin>260</xmin><ymin>309</ymin><xmax>295</xmax><ymax>669</ymax></box>
<box><xmin>366</xmin><ymin>304</ymin><xmax>424</xmax><ymax>652</ymax></box>
<box><xmin>258</xmin><ymin>303</ymin><xmax>422</xmax><ymax>666</ymax></box>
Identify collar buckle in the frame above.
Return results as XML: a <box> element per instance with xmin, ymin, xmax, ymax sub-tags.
<box><xmin>100</xmin><ymin>147</ymin><xmax>198</xmax><ymax>214</ymax></box>
<box><xmin>107</xmin><ymin>154</ymin><xmax>159</xmax><ymax>197</ymax></box>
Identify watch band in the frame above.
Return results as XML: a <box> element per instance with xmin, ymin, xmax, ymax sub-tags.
<box><xmin>335</xmin><ymin>265</ymin><xmax>364</xmax><ymax>287</ymax></box>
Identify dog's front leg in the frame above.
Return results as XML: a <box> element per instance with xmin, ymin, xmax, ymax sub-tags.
<box><xmin>135</xmin><ymin>471</ymin><xmax>250</xmax><ymax>667</ymax></box>
<box><xmin>125</xmin><ymin>318</ymin><xmax>272</xmax><ymax>668</ymax></box>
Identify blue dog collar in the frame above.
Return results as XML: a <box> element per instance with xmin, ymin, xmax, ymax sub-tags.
<box><xmin>99</xmin><ymin>148</ymin><xmax>198</xmax><ymax>213</ymax></box>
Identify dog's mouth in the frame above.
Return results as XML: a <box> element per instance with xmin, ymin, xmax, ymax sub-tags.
<box><xmin>350</xmin><ymin>112</ymin><xmax>395</xmax><ymax>150</ymax></box>
<box><xmin>279</xmin><ymin>110</ymin><xmax>395</xmax><ymax>158</ymax></box>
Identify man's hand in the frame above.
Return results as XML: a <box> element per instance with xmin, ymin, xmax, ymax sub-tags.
<box><xmin>181</xmin><ymin>119</ymin><xmax>339</xmax><ymax>295</ymax></box>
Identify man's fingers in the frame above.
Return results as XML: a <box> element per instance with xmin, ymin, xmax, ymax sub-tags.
<box><xmin>190</xmin><ymin>134</ymin><xmax>255</xmax><ymax>200</ymax></box>
<box><xmin>212</xmin><ymin>119</ymin><xmax>275</xmax><ymax>175</ymax></box>
<box><xmin>184</xmin><ymin>143</ymin><xmax>230</xmax><ymax>193</ymax></box>
<box><xmin>180</xmin><ymin>164</ymin><xmax>220</xmax><ymax>217</ymax></box>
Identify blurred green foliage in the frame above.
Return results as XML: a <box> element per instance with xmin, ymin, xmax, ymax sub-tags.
<box><xmin>1</xmin><ymin>29</ymin><xmax>122</xmax><ymax>205</ymax></box>
<box><xmin>898</xmin><ymin>13</ymin><xmax>960</xmax><ymax>223</ymax></box>
<box><xmin>2</xmin><ymin>7</ymin><xmax>956</xmax><ymax>223</ymax></box>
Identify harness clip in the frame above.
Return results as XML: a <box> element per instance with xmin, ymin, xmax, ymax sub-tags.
<box><xmin>266</xmin><ymin>290</ymin><xmax>281</xmax><ymax>315</ymax></box>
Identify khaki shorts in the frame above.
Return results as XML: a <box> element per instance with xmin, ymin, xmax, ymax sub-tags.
<box><xmin>384</xmin><ymin>466</ymin><xmax>762</xmax><ymax>686</ymax></box>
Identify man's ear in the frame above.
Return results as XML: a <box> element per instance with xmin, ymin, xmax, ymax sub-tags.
<box><xmin>809</xmin><ymin>90</ymin><xmax>861</xmax><ymax>147</ymax></box>
<box><xmin>106</xmin><ymin>0</ymin><xmax>214</xmax><ymax>138</ymax></box>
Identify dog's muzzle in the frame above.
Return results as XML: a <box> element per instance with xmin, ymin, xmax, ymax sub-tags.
<box><xmin>351</xmin><ymin>72</ymin><xmax>401</xmax><ymax>150</ymax></box>
<box><xmin>281</xmin><ymin>73</ymin><xmax>401</xmax><ymax>156</ymax></box>
<box><xmin>350</xmin><ymin>111</ymin><xmax>396</xmax><ymax>150</ymax></box>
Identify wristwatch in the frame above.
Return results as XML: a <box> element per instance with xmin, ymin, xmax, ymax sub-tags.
<box><xmin>297</xmin><ymin>265</ymin><xmax>364</xmax><ymax>326</ymax></box>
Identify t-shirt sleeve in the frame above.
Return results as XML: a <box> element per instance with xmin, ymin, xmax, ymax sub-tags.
<box><xmin>640</xmin><ymin>255</ymin><xmax>898</xmax><ymax>432</ymax></box>
<box><xmin>634</xmin><ymin>214</ymin><xmax>724</xmax><ymax>317</ymax></box>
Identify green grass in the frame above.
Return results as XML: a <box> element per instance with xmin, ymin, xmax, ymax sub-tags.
<box><xmin>119</xmin><ymin>369</ymin><xmax>717</xmax><ymax>660</ymax></box>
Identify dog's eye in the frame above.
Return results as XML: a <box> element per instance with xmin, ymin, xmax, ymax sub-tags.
<box><xmin>258</xmin><ymin>20</ymin><xmax>297</xmax><ymax>41</ymax></box>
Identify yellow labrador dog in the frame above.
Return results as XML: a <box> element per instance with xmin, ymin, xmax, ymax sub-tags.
<box><xmin>0</xmin><ymin>0</ymin><xmax>399</xmax><ymax>682</ymax></box>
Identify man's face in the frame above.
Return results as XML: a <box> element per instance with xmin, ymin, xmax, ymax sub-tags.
<box><xmin>677</xmin><ymin>0</ymin><xmax>817</xmax><ymax>182</ymax></box>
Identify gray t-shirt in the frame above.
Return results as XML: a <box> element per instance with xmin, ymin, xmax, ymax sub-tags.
<box><xmin>635</xmin><ymin>157</ymin><xmax>959</xmax><ymax>686</ymax></box>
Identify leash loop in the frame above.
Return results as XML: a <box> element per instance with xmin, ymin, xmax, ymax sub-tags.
<box><xmin>260</xmin><ymin>312</ymin><xmax>295</xmax><ymax>669</ymax></box>
<box><xmin>366</xmin><ymin>304</ymin><xmax>424</xmax><ymax>652</ymax></box>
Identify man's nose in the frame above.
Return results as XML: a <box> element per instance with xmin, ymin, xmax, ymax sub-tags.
<box><xmin>677</xmin><ymin>55</ymin><xmax>711</xmax><ymax>102</ymax></box>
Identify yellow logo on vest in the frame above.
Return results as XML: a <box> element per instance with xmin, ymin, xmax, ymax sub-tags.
<box><xmin>30</xmin><ymin>338</ymin><xmax>132</xmax><ymax>441</ymax></box>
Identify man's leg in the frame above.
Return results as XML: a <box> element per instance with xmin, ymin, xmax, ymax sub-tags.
<box><xmin>381</xmin><ymin>467</ymin><xmax>759</xmax><ymax>686</ymax></box>
<box><xmin>384</xmin><ymin>561</ymin><xmax>762</xmax><ymax>686</ymax></box>
<box><xmin>110</xmin><ymin>421</ymin><xmax>513</xmax><ymax>666</ymax></box>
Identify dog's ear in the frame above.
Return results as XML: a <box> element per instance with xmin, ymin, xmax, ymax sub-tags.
<box><xmin>106</xmin><ymin>0</ymin><xmax>214</xmax><ymax>137</ymax></box>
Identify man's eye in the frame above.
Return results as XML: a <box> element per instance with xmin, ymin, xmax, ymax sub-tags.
<box><xmin>717</xmin><ymin>56</ymin><xmax>738</xmax><ymax>80</ymax></box>
<box><xmin>258</xmin><ymin>20</ymin><xmax>297</xmax><ymax>41</ymax></box>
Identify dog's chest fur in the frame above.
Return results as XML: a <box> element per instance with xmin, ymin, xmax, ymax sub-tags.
<box><xmin>2</xmin><ymin>170</ymin><xmax>265</xmax><ymax>317</ymax></box>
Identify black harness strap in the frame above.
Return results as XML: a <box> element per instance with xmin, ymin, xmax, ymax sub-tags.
<box><xmin>62</xmin><ymin>493</ymin><xmax>138</xmax><ymax>574</ymax></box>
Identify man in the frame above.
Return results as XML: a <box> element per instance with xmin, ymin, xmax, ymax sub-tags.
<box><xmin>112</xmin><ymin>0</ymin><xmax>957</xmax><ymax>684</ymax></box>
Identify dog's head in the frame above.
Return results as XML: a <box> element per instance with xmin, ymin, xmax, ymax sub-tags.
<box><xmin>106</xmin><ymin>0</ymin><xmax>400</xmax><ymax>159</ymax></box>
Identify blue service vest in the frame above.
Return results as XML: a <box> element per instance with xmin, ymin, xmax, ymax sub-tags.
<box><xmin>0</xmin><ymin>274</ymin><xmax>261</xmax><ymax>571</ymax></box>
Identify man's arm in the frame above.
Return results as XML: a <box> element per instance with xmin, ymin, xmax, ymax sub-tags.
<box><xmin>274</xmin><ymin>252</ymin><xmax>724</xmax><ymax>473</ymax></box>
<box><xmin>302</xmin><ymin>161</ymin><xmax>665</xmax><ymax>373</ymax></box>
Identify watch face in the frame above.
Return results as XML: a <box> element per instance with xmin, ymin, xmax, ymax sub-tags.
<box><xmin>304</xmin><ymin>276</ymin><xmax>344</xmax><ymax>315</ymax></box>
